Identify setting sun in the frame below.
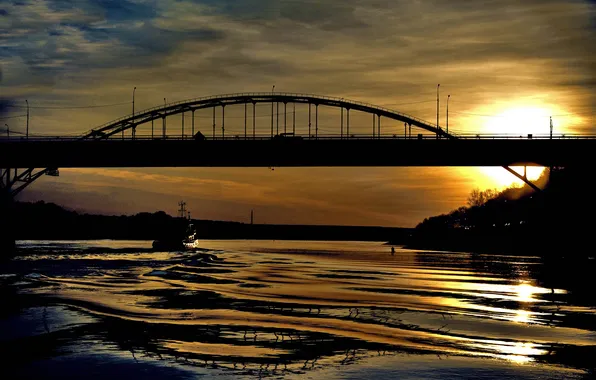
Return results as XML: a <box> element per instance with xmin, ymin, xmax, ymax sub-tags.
<box><xmin>459</xmin><ymin>102</ymin><xmax>578</xmax><ymax>189</ymax></box>
<box><xmin>483</xmin><ymin>106</ymin><xmax>554</xmax><ymax>136</ymax></box>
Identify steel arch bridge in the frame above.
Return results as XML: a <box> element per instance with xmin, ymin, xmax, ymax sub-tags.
<box><xmin>82</xmin><ymin>92</ymin><xmax>448</xmax><ymax>139</ymax></box>
<box><xmin>3</xmin><ymin>91</ymin><xmax>542</xmax><ymax>197</ymax></box>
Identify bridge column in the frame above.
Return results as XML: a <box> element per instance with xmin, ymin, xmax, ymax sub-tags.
<box><xmin>292</xmin><ymin>103</ymin><xmax>296</xmax><ymax>135</ymax></box>
<box><xmin>0</xmin><ymin>188</ymin><xmax>15</xmax><ymax>258</ymax></box>
<box><xmin>315</xmin><ymin>104</ymin><xmax>318</xmax><ymax>140</ymax></box>
<box><xmin>308</xmin><ymin>104</ymin><xmax>311</xmax><ymax>138</ymax></box>
<box><xmin>378</xmin><ymin>115</ymin><xmax>381</xmax><ymax>139</ymax></box>
<box><xmin>0</xmin><ymin>167</ymin><xmax>58</xmax><ymax>259</ymax></box>
<box><xmin>1</xmin><ymin>170</ymin><xmax>16</xmax><ymax>258</ymax></box>
<box><xmin>182</xmin><ymin>111</ymin><xmax>185</xmax><ymax>140</ymax></box>
<box><xmin>222</xmin><ymin>105</ymin><xmax>225</xmax><ymax>139</ymax></box>
<box><xmin>346</xmin><ymin>108</ymin><xmax>350</xmax><ymax>138</ymax></box>
<box><xmin>162</xmin><ymin>116</ymin><xmax>166</xmax><ymax>138</ymax></box>
<box><xmin>252</xmin><ymin>102</ymin><xmax>256</xmax><ymax>139</ymax></box>
<box><xmin>340</xmin><ymin>107</ymin><xmax>343</xmax><ymax>139</ymax></box>
<box><xmin>213</xmin><ymin>107</ymin><xmax>216</xmax><ymax>139</ymax></box>
<box><xmin>244</xmin><ymin>103</ymin><xmax>247</xmax><ymax>139</ymax></box>
<box><xmin>372</xmin><ymin>114</ymin><xmax>375</xmax><ymax>138</ymax></box>
<box><xmin>284</xmin><ymin>102</ymin><xmax>287</xmax><ymax>134</ymax></box>
<box><xmin>192</xmin><ymin>110</ymin><xmax>195</xmax><ymax>137</ymax></box>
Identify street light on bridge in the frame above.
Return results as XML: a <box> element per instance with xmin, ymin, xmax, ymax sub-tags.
<box><xmin>447</xmin><ymin>94</ymin><xmax>450</xmax><ymax>136</ymax></box>
<box><xmin>25</xmin><ymin>99</ymin><xmax>29</xmax><ymax>139</ymax></box>
<box><xmin>132</xmin><ymin>87</ymin><xmax>137</xmax><ymax>140</ymax></box>
<box><xmin>163</xmin><ymin>98</ymin><xmax>167</xmax><ymax>138</ymax></box>
<box><xmin>271</xmin><ymin>85</ymin><xmax>275</xmax><ymax>138</ymax></box>
<box><xmin>436</xmin><ymin>84</ymin><xmax>440</xmax><ymax>139</ymax></box>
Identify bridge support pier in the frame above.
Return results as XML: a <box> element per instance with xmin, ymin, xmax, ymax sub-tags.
<box><xmin>0</xmin><ymin>167</ymin><xmax>58</xmax><ymax>259</ymax></box>
<box><xmin>0</xmin><ymin>176</ymin><xmax>15</xmax><ymax>259</ymax></box>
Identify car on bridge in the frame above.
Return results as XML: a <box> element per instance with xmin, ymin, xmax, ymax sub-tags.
<box><xmin>273</xmin><ymin>132</ymin><xmax>303</xmax><ymax>140</ymax></box>
<box><xmin>88</xmin><ymin>130</ymin><xmax>107</xmax><ymax>138</ymax></box>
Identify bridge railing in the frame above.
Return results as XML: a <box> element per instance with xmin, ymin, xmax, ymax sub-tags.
<box><xmin>3</xmin><ymin>133</ymin><xmax>596</xmax><ymax>142</ymax></box>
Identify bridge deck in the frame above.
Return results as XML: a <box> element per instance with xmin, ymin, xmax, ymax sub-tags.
<box><xmin>1</xmin><ymin>138</ymin><xmax>592</xmax><ymax>168</ymax></box>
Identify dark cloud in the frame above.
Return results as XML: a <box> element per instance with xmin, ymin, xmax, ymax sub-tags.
<box><xmin>116</xmin><ymin>21</ymin><xmax>223</xmax><ymax>55</ymax></box>
<box><xmin>0</xmin><ymin>98</ymin><xmax>14</xmax><ymax>117</ymax></box>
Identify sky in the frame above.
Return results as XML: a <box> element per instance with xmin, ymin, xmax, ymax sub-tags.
<box><xmin>1</xmin><ymin>0</ymin><xmax>595</xmax><ymax>227</ymax></box>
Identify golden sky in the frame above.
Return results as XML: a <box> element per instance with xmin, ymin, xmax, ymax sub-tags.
<box><xmin>1</xmin><ymin>0</ymin><xmax>595</xmax><ymax>226</ymax></box>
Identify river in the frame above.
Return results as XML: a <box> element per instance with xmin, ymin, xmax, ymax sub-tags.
<box><xmin>1</xmin><ymin>240</ymin><xmax>594</xmax><ymax>379</ymax></box>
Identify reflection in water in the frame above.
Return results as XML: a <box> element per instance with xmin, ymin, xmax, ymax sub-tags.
<box><xmin>516</xmin><ymin>283</ymin><xmax>537</xmax><ymax>303</ymax></box>
<box><xmin>1</xmin><ymin>240</ymin><xmax>595</xmax><ymax>379</ymax></box>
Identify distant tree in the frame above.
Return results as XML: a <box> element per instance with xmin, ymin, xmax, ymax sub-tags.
<box><xmin>483</xmin><ymin>188</ymin><xmax>499</xmax><ymax>201</ymax></box>
<box><xmin>467</xmin><ymin>188</ymin><xmax>500</xmax><ymax>207</ymax></box>
<box><xmin>467</xmin><ymin>188</ymin><xmax>485</xmax><ymax>207</ymax></box>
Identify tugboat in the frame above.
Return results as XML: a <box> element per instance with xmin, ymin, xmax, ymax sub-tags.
<box><xmin>152</xmin><ymin>223</ymin><xmax>199</xmax><ymax>251</ymax></box>
<box><xmin>152</xmin><ymin>202</ymin><xmax>199</xmax><ymax>251</ymax></box>
<box><xmin>182</xmin><ymin>223</ymin><xmax>200</xmax><ymax>249</ymax></box>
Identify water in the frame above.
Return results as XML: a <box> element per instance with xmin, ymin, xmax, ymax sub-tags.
<box><xmin>1</xmin><ymin>240</ymin><xmax>595</xmax><ymax>379</ymax></box>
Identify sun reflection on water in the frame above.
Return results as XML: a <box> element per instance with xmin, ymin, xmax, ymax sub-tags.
<box><xmin>516</xmin><ymin>283</ymin><xmax>537</xmax><ymax>302</ymax></box>
<box><xmin>465</xmin><ymin>338</ymin><xmax>549</xmax><ymax>365</ymax></box>
<box><xmin>513</xmin><ymin>309</ymin><xmax>531</xmax><ymax>324</ymax></box>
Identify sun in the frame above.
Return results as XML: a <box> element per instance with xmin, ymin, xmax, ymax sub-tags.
<box><xmin>483</xmin><ymin>106</ymin><xmax>553</xmax><ymax>136</ymax></box>
<box><xmin>473</xmin><ymin>104</ymin><xmax>557</xmax><ymax>188</ymax></box>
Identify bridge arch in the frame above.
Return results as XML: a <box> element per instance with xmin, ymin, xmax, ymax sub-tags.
<box><xmin>81</xmin><ymin>92</ymin><xmax>451</xmax><ymax>140</ymax></box>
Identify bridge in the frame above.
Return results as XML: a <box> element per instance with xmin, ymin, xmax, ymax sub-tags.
<box><xmin>1</xmin><ymin>91</ymin><xmax>594</xmax><ymax>254</ymax></box>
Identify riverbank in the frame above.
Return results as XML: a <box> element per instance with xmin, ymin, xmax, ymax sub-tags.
<box><xmin>393</xmin><ymin>167</ymin><xmax>595</xmax><ymax>259</ymax></box>
<box><xmin>12</xmin><ymin>201</ymin><xmax>412</xmax><ymax>243</ymax></box>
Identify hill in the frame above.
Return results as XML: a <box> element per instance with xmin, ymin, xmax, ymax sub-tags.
<box><xmin>403</xmin><ymin>166</ymin><xmax>595</xmax><ymax>257</ymax></box>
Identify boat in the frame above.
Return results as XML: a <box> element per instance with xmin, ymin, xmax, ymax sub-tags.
<box><xmin>182</xmin><ymin>223</ymin><xmax>200</xmax><ymax>249</ymax></box>
<box><xmin>152</xmin><ymin>222</ymin><xmax>200</xmax><ymax>251</ymax></box>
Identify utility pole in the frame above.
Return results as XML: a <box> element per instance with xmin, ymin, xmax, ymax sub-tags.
<box><xmin>25</xmin><ymin>100</ymin><xmax>29</xmax><ymax>139</ymax></box>
<box><xmin>436</xmin><ymin>84</ymin><xmax>440</xmax><ymax>139</ymax></box>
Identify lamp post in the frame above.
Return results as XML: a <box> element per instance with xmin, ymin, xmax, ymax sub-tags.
<box><xmin>271</xmin><ymin>85</ymin><xmax>275</xmax><ymax>138</ymax></box>
<box><xmin>132</xmin><ymin>87</ymin><xmax>136</xmax><ymax>140</ymax></box>
<box><xmin>436</xmin><ymin>84</ymin><xmax>440</xmax><ymax>139</ymax></box>
<box><xmin>25</xmin><ymin>99</ymin><xmax>29</xmax><ymax>139</ymax></box>
<box><xmin>163</xmin><ymin>98</ymin><xmax>167</xmax><ymax>138</ymax></box>
<box><xmin>446</xmin><ymin>94</ymin><xmax>450</xmax><ymax>136</ymax></box>
<box><xmin>550</xmin><ymin>116</ymin><xmax>553</xmax><ymax>139</ymax></box>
